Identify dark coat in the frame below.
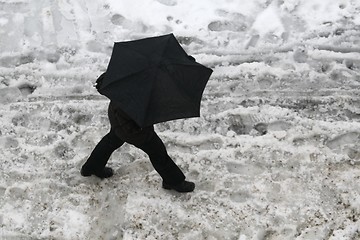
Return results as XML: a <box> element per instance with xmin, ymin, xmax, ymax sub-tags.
<box><xmin>108</xmin><ymin>101</ymin><xmax>154</xmax><ymax>146</ymax></box>
<box><xmin>96</xmin><ymin>72</ymin><xmax>155</xmax><ymax>146</ymax></box>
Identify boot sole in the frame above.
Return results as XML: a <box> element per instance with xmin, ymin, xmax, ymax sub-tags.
<box><xmin>162</xmin><ymin>183</ymin><xmax>195</xmax><ymax>192</ymax></box>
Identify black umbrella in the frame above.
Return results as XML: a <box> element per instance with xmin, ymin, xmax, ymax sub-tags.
<box><xmin>97</xmin><ymin>33</ymin><xmax>213</xmax><ymax>127</ymax></box>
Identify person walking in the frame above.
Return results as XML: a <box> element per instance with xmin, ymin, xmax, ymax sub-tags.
<box><xmin>81</xmin><ymin>73</ymin><xmax>195</xmax><ymax>193</ymax></box>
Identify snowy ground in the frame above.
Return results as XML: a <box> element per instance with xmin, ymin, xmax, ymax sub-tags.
<box><xmin>1</xmin><ymin>0</ymin><xmax>360</xmax><ymax>239</ymax></box>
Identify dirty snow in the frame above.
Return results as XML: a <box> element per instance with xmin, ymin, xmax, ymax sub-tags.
<box><xmin>1</xmin><ymin>0</ymin><xmax>360</xmax><ymax>239</ymax></box>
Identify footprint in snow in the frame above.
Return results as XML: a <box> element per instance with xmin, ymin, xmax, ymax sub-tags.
<box><xmin>155</xmin><ymin>0</ymin><xmax>177</xmax><ymax>6</ymax></box>
<box><xmin>347</xmin><ymin>148</ymin><xmax>360</xmax><ymax>160</ymax></box>
<box><xmin>228</xmin><ymin>113</ymin><xmax>266</xmax><ymax>135</ymax></box>
<box><xmin>0</xmin><ymin>87</ymin><xmax>22</xmax><ymax>104</ymax></box>
<box><xmin>209</xmin><ymin>10</ymin><xmax>248</xmax><ymax>32</ymax></box>
<box><xmin>326</xmin><ymin>132</ymin><xmax>360</xmax><ymax>150</ymax></box>
<box><xmin>5</xmin><ymin>137</ymin><xmax>19</xmax><ymax>148</ymax></box>
<box><xmin>26</xmin><ymin>133</ymin><xmax>58</xmax><ymax>146</ymax></box>
<box><xmin>229</xmin><ymin>191</ymin><xmax>251</xmax><ymax>203</ymax></box>
<box><xmin>197</xmin><ymin>181</ymin><xmax>216</xmax><ymax>192</ymax></box>
<box><xmin>0</xmin><ymin>137</ymin><xmax>19</xmax><ymax>148</ymax></box>
<box><xmin>226</xmin><ymin>162</ymin><xmax>265</xmax><ymax>176</ymax></box>
<box><xmin>267</xmin><ymin>120</ymin><xmax>292</xmax><ymax>131</ymax></box>
<box><xmin>18</xmin><ymin>83</ymin><xmax>37</xmax><ymax>96</ymax></box>
<box><xmin>254</xmin><ymin>120</ymin><xmax>292</xmax><ymax>135</ymax></box>
<box><xmin>111</xmin><ymin>14</ymin><xmax>126</xmax><ymax>26</ymax></box>
<box><xmin>292</xmin><ymin>134</ymin><xmax>329</xmax><ymax>146</ymax></box>
<box><xmin>4</xmin><ymin>185</ymin><xmax>29</xmax><ymax>200</ymax></box>
<box><xmin>53</xmin><ymin>142</ymin><xmax>75</xmax><ymax>160</ymax></box>
<box><xmin>11</xmin><ymin>113</ymin><xmax>30</xmax><ymax>127</ymax></box>
<box><xmin>208</xmin><ymin>20</ymin><xmax>247</xmax><ymax>32</ymax></box>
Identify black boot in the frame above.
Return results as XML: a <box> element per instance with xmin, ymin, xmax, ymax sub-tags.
<box><xmin>81</xmin><ymin>166</ymin><xmax>114</xmax><ymax>179</ymax></box>
<box><xmin>162</xmin><ymin>180</ymin><xmax>195</xmax><ymax>193</ymax></box>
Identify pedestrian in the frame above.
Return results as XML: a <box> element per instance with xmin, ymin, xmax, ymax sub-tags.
<box><xmin>81</xmin><ymin>73</ymin><xmax>195</xmax><ymax>193</ymax></box>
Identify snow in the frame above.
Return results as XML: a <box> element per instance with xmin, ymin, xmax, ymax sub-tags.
<box><xmin>1</xmin><ymin>0</ymin><xmax>360</xmax><ymax>239</ymax></box>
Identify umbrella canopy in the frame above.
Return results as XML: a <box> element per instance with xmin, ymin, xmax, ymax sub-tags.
<box><xmin>97</xmin><ymin>33</ymin><xmax>213</xmax><ymax>127</ymax></box>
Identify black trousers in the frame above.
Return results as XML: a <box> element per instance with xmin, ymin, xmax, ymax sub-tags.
<box><xmin>82</xmin><ymin>128</ymin><xmax>185</xmax><ymax>185</ymax></box>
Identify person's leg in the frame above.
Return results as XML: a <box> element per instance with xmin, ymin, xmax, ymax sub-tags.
<box><xmin>135</xmin><ymin>132</ymin><xmax>188</xmax><ymax>186</ymax></box>
<box><xmin>136</xmin><ymin>133</ymin><xmax>195</xmax><ymax>192</ymax></box>
<box><xmin>81</xmin><ymin>129</ymin><xmax>124</xmax><ymax>178</ymax></box>
<box><xmin>109</xmin><ymin>103</ymin><xmax>194</xmax><ymax>192</ymax></box>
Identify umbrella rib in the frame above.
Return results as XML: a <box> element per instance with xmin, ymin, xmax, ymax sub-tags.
<box><xmin>140</xmin><ymin>36</ymin><xmax>172</xmax><ymax>124</ymax></box>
